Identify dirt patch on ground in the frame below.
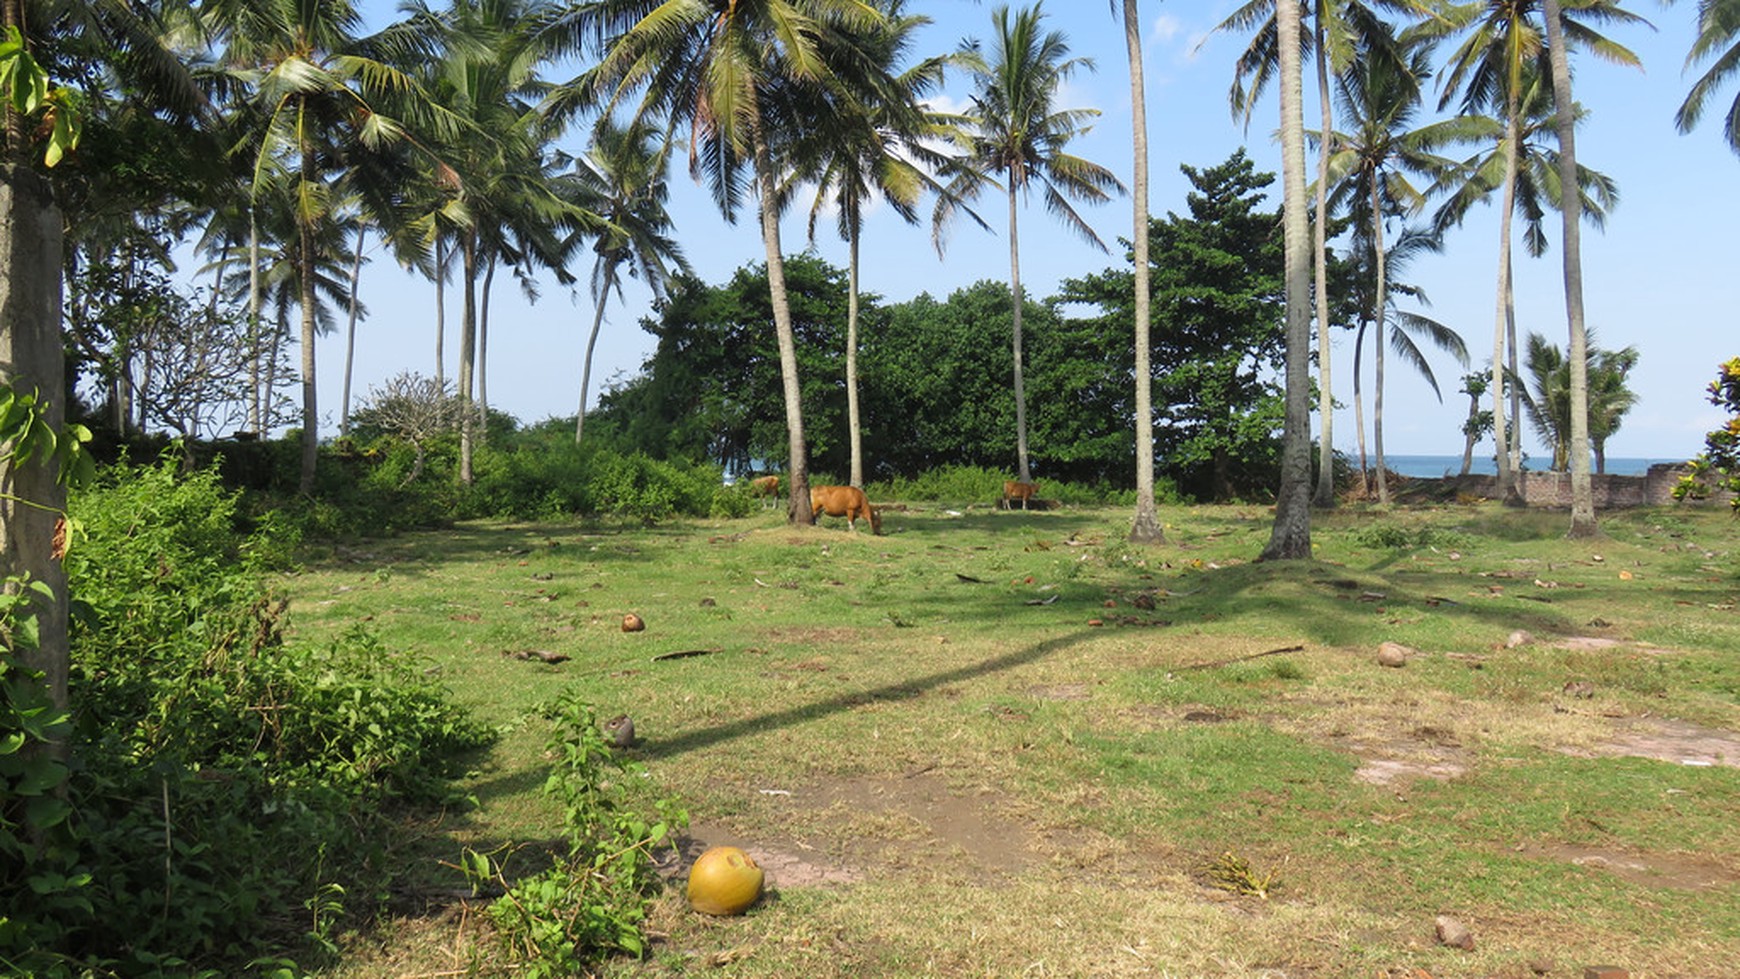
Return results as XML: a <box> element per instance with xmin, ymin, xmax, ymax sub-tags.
<box><xmin>1521</xmin><ymin>843</ymin><xmax>1739</xmax><ymax>891</ymax></box>
<box><xmin>663</xmin><ymin>770</ymin><xmax>1033</xmax><ymax>889</ymax></box>
<box><xmin>1561</xmin><ymin>718</ymin><xmax>1740</xmax><ymax>768</ymax></box>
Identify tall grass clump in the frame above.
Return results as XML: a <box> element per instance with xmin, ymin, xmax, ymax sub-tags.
<box><xmin>0</xmin><ymin>459</ymin><xmax>495</xmax><ymax>977</ymax></box>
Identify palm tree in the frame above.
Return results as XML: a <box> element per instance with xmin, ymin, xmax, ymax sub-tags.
<box><xmin>1117</xmin><ymin>0</ymin><xmax>1163</xmax><ymax>543</ymax></box>
<box><xmin>1540</xmin><ymin>0</ymin><xmax>1648</xmax><ymax>535</ymax></box>
<box><xmin>211</xmin><ymin>0</ymin><xmax>464</xmax><ymax>493</ymax></box>
<box><xmin>950</xmin><ymin>3</ymin><xmax>1125</xmax><ymax>485</ymax></box>
<box><xmin>565</xmin><ymin>0</ymin><xmax>888</xmax><ymax>523</ymax></box>
<box><xmin>1418</xmin><ymin>0</ymin><xmax>1638</xmax><ymax>507</ymax></box>
<box><xmin>1262</xmin><ymin>0</ymin><xmax>1314</xmax><ymax>559</ymax></box>
<box><xmin>1344</xmin><ymin>225</ymin><xmax>1468</xmax><ymax>495</ymax></box>
<box><xmin>1521</xmin><ymin>330</ymin><xmax>1637</xmax><ymax>472</ymax></box>
<box><xmin>1318</xmin><ymin>29</ymin><xmax>1482</xmax><ymax>502</ymax></box>
<box><xmin>572</xmin><ymin>116</ymin><xmax>685</xmax><ymax>444</ymax></box>
<box><xmin>408</xmin><ymin>0</ymin><xmax>596</xmax><ymax>483</ymax></box>
<box><xmin>784</xmin><ymin>0</ymin><xmax>966</xmax><ymax>487</ymax></box>
<box><xmin>1218</xmin><ymin>0</ymin><xmax>1424</xmax><ymax>507</ymax></box>
<box><xmin>1677</xmin><ymin>0</ymin><xmax>1740</xmax><ymax>156</ymax></box>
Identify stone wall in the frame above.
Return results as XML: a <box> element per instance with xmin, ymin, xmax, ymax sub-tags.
<box><xmin>1420</xmin><ymin>464</ymin><xmax>1728</xmax><ymax>509</ymax></box>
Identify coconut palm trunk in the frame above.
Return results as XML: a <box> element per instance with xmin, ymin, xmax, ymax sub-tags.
<box><xmin>575</xmin><ymin>256</ymin><xmax>615</xmax><ymax>444</ymax></box>
<box><xmin>341</xmin><ymin>225</ymin><xmax>364</xmax><ymax>436</ymax></box>
<box><xmin>1312</xmin><ymin>4</ymin><xmax>1336</xmax><ymax>508</ymax></box>
<box><xmin>1124</xmin><ymin>0</ymin><xmax>1162</xmax><ymax>543</ymax></box>
<box><xmin>1541</xmin><ymin>0</ymin><xmax>1596</xmax><ymax>535</ymax></box>
<box><xmin>248</xmin><ymin>211</ymin><xmax>263</xmax><ymax>432</ymax></box>
<box><xmin>297</xmin><ymin>147</ymin><xmax>320</xmax><ymax>494</ymax></box>
<box><xmin>458</xmin><ymin>231</ymin><xmax>477</xmax><ymax>486</ymax></box>
<box><xmin>846</xmin><ymin>229</ymin><xmax>864</xmax><ymax>487</ymax></box>
<box><xmin>1369</xmin><ymin>181</ymin><xmax>1390</xmax><ymax>505</ymax></box>
<box><xmin>750</xmin><ymin>103</ymin><xmax>812</xmax><ymax>524</ymax></box>
<box><xmin>1488</xmin><ymin>74</ymin><xmax>1523</xmax><ymax>502</ymax></box>
<box><xmin>1263</xmin><ymin>0</ymin><xmax>1314</xmax><ymax>559</ymax></box>
<box><xmin>434</xmin><ymin>235</ymin><xmax>447</xmax><ymax>390</ymax></box>
<box><xmin>1007</xmin><ymin>181</ymin><xmax>1032</xmax><ymax>485</ymax></box>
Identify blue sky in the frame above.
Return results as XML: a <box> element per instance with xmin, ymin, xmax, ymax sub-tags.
<box><xmin>336</xmin><ymin>0</ymin><xmax>1734</xmax><ymax>463</ymax></box>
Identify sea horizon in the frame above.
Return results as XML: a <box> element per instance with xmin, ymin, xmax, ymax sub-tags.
<box><xmin>1374</xmin><ymin>454</ymin><xmax>1689</xmax><ymax>479</ymax></box>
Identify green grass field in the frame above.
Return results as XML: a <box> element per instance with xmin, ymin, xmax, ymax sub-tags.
<box><xmin>285</xmin><ymin>500</ymin><xmax>1740</xmax><ymax>978</ymax></box>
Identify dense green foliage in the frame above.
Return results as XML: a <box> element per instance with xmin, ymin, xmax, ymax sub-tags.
<box><xmin>1062</xmin><ymin>151</ymin><xmax>1293</xmax><ymax>499</ymax></box>
<box><xmin>1</xmin><ymin>459</ymin><xmax>493</xmax><ymax>977</ymax></box>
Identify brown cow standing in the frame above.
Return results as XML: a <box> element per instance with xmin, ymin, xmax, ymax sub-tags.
<box><xmin>1002</xmin><ymin>480</ymin><xmax>1039</xmax><ymax>510</ymax></box>
<box><xmin>809</xmin><ymin>485</ymin><xmax>881</xmax><ymax>535</ymax></box>
<box><xmin>749</xmin><ymin>474</ymin><xmax>779</xmax><ymax>508</ymax></box>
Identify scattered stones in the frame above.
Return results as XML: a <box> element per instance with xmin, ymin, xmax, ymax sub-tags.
<box><xmin>621</xmin><ymin>612</ymin><xmax>645</xmax><ymax>632</ymax></box>
<box><xmin>1377</xmin><ymin>642</ymin><xmax>1413</xmax><ymax>668</ymax></box>
<box><xmin>699</xmin><ymin>597</ymin><xmax>717</xmax><ymax>607</ymax></box>
<box><xmin>1506</xmin><ymin>629</ymin><xmax>1535</xmax><ymax>648</ymax></box>
<box><xmin>1528</xmin><ymin>958</ymin><xmax>1555</xmax><ymax>975</ymax></box>
<box><xmin>1583</xmin><ymin>968</ymin><xmax>1628</xmax><ymax>979</ymax></box>
<box><xmin>1563</xmin><ymin>680</ymin><xmax>1596</xmax><ymax>699</ymax></box>
<box><xmin>1434</xmin><ymin>914</ymin><xmax>1475</xmax><ymax>951</ymax></box>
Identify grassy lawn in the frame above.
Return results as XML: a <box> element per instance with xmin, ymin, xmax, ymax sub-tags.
<box><xmin>283</xmin><ymin>499</ymin><xmax>1740</xmax><ymax>978</ymax></box>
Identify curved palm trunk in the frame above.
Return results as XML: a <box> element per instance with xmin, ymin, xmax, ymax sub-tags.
<box><xmin>1008</xmin><ymin>182</ymin><xmax>1032</xmax><ymax>484</ymax></box>
<box><xmin>846</xmin><ymin>227</ymin><xmax>864</xmax><ymax>488</ymax></box>
<box><xmin>434</xmin><ymin>235</ymin><xmax>447</xmax><ymax>390</ymax></box>
<box><xmin>1353</xmin><ymin>319</ymin><xmax>1370</xmax><ymax>497</ymax></box>
<box><xmin>575</xmin><ymin>254</ymin><xmax>615</xmax><ymax>444</ymax></box>
<box><xmin>458</xmin><ymin>231</ymin><xmax>477</xmax><ymax>486</ymax></box>
<box><xmin>297</xmin><ymin>148</ymin><xmax>320</xmax><ymax>495</ymax></box>
<box><xmin>340</xmin><ymin>226</ymin><xmax>365</xmax><ymax>436</ymax></box>
<box><xmin>1262</xmin><ymin>0</ymin><xmax>1314</xmax><ymax>560</ymax></box>
<box><xmin>1542</xmin><ymin>0</ymin><xmax>1597</xmax><ymax>536</ymax></box>
<box><xmin>1311</xmin><ymin>5</ymin><xmax>1337</xmax><ymax>508</ymax></box>
<box><xmin>479</xmin><ymin>251</ymin><xmax>495</xmax><ymax>440</ymax></box>
<box><xmin>248</xmin><ymin>212</ymin><xmax>262</xmax><ymax>432</ymax></box>
<box><xmin>1490</xmin><ymin>96</ymin><xmax>1521</xmax><ymax>503</ymax></box>
<box><xmin>750</xmin><ymin>110</ymin><xmax>812</xmax><ymax>524</ymax></box>
<box><xmin>1460</xmin><ymin>384</ymin><xmax>1479</xmax><ymax>475</ymax></box>
<box><xmin>1505</xmin><ymin>272</ymin><xmax>1521</xmax><ymax>475</ymax></box>
<box><xmin>1369</xmin><ymin>181</ymin><xmax>1390</xmax><ymax>505</ymax></box>
<box><xmin>1125</xmin><ymin>0</ymin><xmax>1163</xmax><ymax>544</ymax></box>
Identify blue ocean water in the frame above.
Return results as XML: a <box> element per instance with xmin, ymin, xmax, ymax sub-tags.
<box><xmin>1378</xmin><ymin>455</ymin><xmax>1688</xmax><ymax>478</ymax></box>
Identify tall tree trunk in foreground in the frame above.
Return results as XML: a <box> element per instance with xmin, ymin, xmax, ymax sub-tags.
<box><xmin>846</xmin><ymin>229</ymin><xmax>864</xmax><ymax>487</ymax></box>
<box><xmin>1125</xmin><ymin>0</ymin><xmax>1163</xmax><ymax>544</ymax></box>
<box><xmin>750</xmin><ymin>104</ymin><xmax>812</xmax><ymax>524</ymax></box>
<box><xmin>1262</xmin><ymin>0</ymin><xmax>1315</xmax><ymax>560</ymax></box>
<box><xmin>1008</xmin><ymin>182</ymin><xmax>1032</xmax><ymax>484</ymax></box>
<box><xmin>1311</xmin><ymin>6</ymin><xmax>1337</xmax><ymax>508</ymax></box>
<box><xmin>296</xmin><ymin>148</ymin><xmax>320</xmax><ymax>494</ymax></box>
<box><xmin>0</xmin><ymin>166</ymin><xmax>69</xmax><ymax>726</ymax></box>
<box><xmin>341</xmin><ymin>226</ymin><xmax>364</xmax><ymax>436</ymax></box>
<box><xmin>1541</xmin><ymin>0</ymin><xmax>1597</xmax><ymax>536</ymax></box>
<box><xmin>1490</xmin><ymin>93</ymin><xmax>1521</xmax><ymax>503</ymax></box>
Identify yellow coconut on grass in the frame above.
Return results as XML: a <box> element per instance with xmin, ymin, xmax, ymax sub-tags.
<box><xmin>687</xmin><ymin>846</ymin><xmax>764</xmax><ymax>915</ymax></box>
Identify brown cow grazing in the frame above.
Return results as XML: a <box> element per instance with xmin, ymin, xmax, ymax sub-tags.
<box><xmin>810</xmin><ymin>485</ymin><xmax>882</xmax><ymax>535</ymax></box>
<box><xmin>749</xmin><ymin>474</ymin><xmax>779</xmax><ymax>508</ymax></box>
<box><xmin>1002</xmin><ymin>480</ymin><xmax>1039</xmax><ymax>510</ymax></box>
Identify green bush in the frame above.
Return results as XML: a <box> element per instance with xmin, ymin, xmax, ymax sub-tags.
<box><xmin>0</xmin><ymin>458</ymin><xmax>497</xmax><ymax>976</ymax></box>
<box><xmin>476</xmin><ymin>692</ymin><xmax>685</xmax><ymax>975</ymax></box>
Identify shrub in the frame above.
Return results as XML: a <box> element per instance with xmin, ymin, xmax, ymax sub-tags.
<box><xmin>0</xmin><ymin>459</ymin><xmax>497</xmax><ymax>975</ymax></box>
<box><xmin>474</xmin><ymin>692</ymin><xmax>685</xmax><ymax>975</ymax></box>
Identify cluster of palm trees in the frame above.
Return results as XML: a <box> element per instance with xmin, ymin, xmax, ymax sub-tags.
<box><xmin>1218</xmin><ymin>0</ymin><xmax>1740</xmax><ymax>543</ymax></box>
<box><xmin>10</xmin><ymin>0</ymin><xmax>1740</xmax><ymax>540</ymax></box>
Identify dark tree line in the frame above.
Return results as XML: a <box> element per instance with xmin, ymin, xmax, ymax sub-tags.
<box><xmin>591</xmin><ymin>152</ymin><xmax>1336</xmax><ymax>502</ymax></box>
